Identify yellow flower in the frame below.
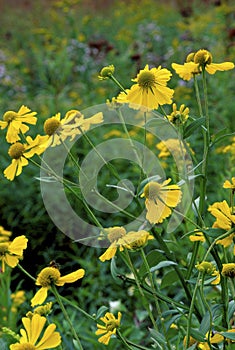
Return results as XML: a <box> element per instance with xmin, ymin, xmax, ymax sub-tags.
<box><xmin>99</xmin><ymin>227</ymin><xmax>127</xmax><ymax>262</ymax></box>
<box><xmin>4</xmin><ymin>135</ymin><xmax>46</xmax><ymax>181</ymax></box>
<box><xmin>9</xmin><ymin>313</ymin><xmax>61</xmax><ymax>349</ymax></box>
<box><xmin>119</xmin><ymin>64</ymin><xmax>174</xmax><ymax>111</ymax></box>
<box><xmin>208</xmin><ymin>200</ymin><xmax>235</xmax><ymax>231</ymax></box>
<box><xmin>0</xmin><ymin>105</ymin><xmax>37</xmax><ymax>143</ymax></box>
<box><xmin>98</xmin><ymin>64</ymin><xmax>115</xmax><ymax>80</ymax></box>
<box><xmin>31</xmin><ymin>266</ymin><xmax>85</xmax><ymax>306</ymax></box>
<box><xmin>41</xmin><ymin>110</ymin><xmax>103</xmax><ymax>147</ymax></box>
<box><xmin>121</xmin><ymin>230</ymin><xmax>154</xmax><ymax>251</ymax></box>
<box><xmin>0</xmin><ymin>235</ymin><xmax>28</xmax><ymax>272</ymax></box>
<box><xmin>0</xmin><ymin>225</ymin><xmax>12</xmax><ymax>242</ymax></box>
<box><xmin>11</xmin><ymin>290</ymin><xmax>26</xmax><ymax>313</ymax></box>
<box><xmin>223</xmin><ymin>177</ymin><xmax>235</xmax><ymax>190</ymax></box>
<box><xmin>140</xmin><ymin>179</ymin><xmax>182</xmax><ymax>224</ymax></box>
<box><xmin>193</xmin><ymin>49</ymin><xmax>234</xmax><ymax>74</ymax></box>
<box><xmin>95</xmin><ymin>312</ymin><xmax>122</xmax><ymax>345</ymax></box>
<box><xmin>189</xmin><ymin>230</ymin><xmax>205</xmax><ymax>242</ymax></box>
<box><xmin>172</xmin><ymin>49</ymin><xmax>234</xmax><ymax>81</ymax></box>
<box><xmin>167</xmin><ymin>103</ymin><xmax>189</xmax><ymax>125</ymax></box>
<box><xmin>33</xmin><ymin>302</ymin><xmax>53</xmax><ymax>316</ymax></box>
<box><xmin>195</xmin><ymin>261</ymin><xmax>216</xmax><ymax>274</ymax></box>
<box><xmin>222</xmin><ymin>263</ymin><xmax>235</xmax><ymax>278</ymax></box>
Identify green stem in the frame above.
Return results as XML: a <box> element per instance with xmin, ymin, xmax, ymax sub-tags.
<box><xmin>59</xmin><ymin>295</ymin><xmax>96</xmax><ymax>321</ymax></box>
<box><xmin>51</xmin><ymin>285</ymin><xmax>84</xmax><ymax>350</ymax></box>
<box><xmin>200</xmin><ymin>273</ymin><xmax>212</xmax><ymax>350</ymax></box>
<box><xmin>193</xmin><ymin>76</ymin><xmax>203</xmax><ymax>117</ymax></box>
<box><xmin>124</xmin><ymin>249</ymin><xmax>159</xmax><ymax>332</ymax></box>
<box><xmin>185</xmin><ymin>273</ymin><xmax>202</xmax><ymax>349</ymax></box>
<box><xmin>109</xmin><ymin>74</ymin><xmax>127</xmax><ymax>94</ymax></box>
<box><xmin>154</xmin><ymin>231</ymin><xmax>202</xmax><ymax>321</ymax></box>
<box><xmin>140</xmin><ymin>248</ymin><xmax>171</xmax><ymax>350</ymax></box>
<box><xmin>116</xmin><ymin>330</ymin><xmax>134</xmax><ymax>349</ymax></box>
<box><xmin>17</xmin><ymin>264</ymin><xmax>36</xmax><ymax>282</ymax></box>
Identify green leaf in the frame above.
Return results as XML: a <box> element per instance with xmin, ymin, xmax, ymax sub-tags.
<box><xmin>183</xmin><ymin>117</ymin><xmax>205</xmax><ymax>139</ymax></box>
<box><xmin>150</xmin><ymin>260</ymin><xmax>177</xmax><ymax>273</ymax></box>
<box><xmin>138</xmin><ymin>249</ymin><xmax>165</xmax><ymax>278</ymax></box>
<box><xmin>190</xmin><ymin>328</ymin><xmax>206</xmax><ymax>342</ymax></box>
<box><xmin>220</xmin><ymin>331</ymin><xmax>235</xmax><ymax>340</ymax></box>
<box><xmin>96</xmin><ymin>305</ymin><xmax>109</xmax><ymax>319</ymax></box>
<box><xmin>110</xmin><ymin>257</ymin><xmax>122</xmax><ymax>284</ymax></box>
<box><xmin>161</xmin><ymin>269</ymin><xmax>178</xmax><ymax>288</ymax></box>
<box><xmin>199</xmin><ymin>311</ymin><xmax>211</xmax><ymax>335</ymax></box>
<box><xmin>149</xmin><ymin>328</ymin><xmax>167</xmax><ymax>345</ymax></box>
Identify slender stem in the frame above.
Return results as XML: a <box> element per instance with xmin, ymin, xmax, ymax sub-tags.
<box><xmin>193</xmin><ymin>76</ymin><xmax>203</xmax><ymax>117</ymax></box>
<box><xmin>140</xmin><ymin>248</ymin><xmax>171</xmax><ymax>350</ymax></box>
<box><xmin>116</xmin><ymin>330</ymin><xmax>134</xmax><ymax>349</ymax></box>
<box><xmin>200</xmin><ymin>273</ymin><xmax>212</xmax><ymax>350</ymax></box>
<box><xmin>17</xmin><ymin>264</ymin><xmax>36</xmax><ymax>282</ymax></box>
<box><xmin>124</xmin><ymin>249</ymin><xmax>159</xmax><ymax>332</ymax></box>
<box><xmin>185</xmin><ymin>273</ymin><xmax>202</xmax><ymax>349</ymax></box>
<box><xmin>109</xmin><ymin>74</ymin><xmax>127</xmax><ymax>94</ymax></box>
<box><xmin>51</xmin><ymin>285</ymin><xmax>84</xmax><ymax>350</ymax></box>
<box><xmin>59</xmin><ymin>295</ymin><xmax>96</xmax><ymax>321</ymax></box>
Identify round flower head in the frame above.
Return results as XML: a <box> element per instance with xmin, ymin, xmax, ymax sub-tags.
<box><xmin>99</xmin><ymin>227</ymin><xmax>127</xmax><ymax>262</ymax></box>
<box><xmin>98</xmin><ymin>64</ymin><xmax>115</xmax><ymax>80</ymax></box>
<box><xmin>96</xmin><ymin>312</ymin><xmax>122</xmax><ymax>345</ymax></box>
<box><xmin>0</xmin><ymin>235</ymin><xmax>28</xmax><ymax>272</ymax></box>
<box><xmin>120</xmin><ymin>64</ymin><xmax>174</xmax><ymax>111</ymax></box>
<box><xmin>4</xmin><ymin>135</ymin><xmax>46</xmax><ymax>181</ymax></box>
<box><xmin>195</xmin><ymin>261</ymin><xmax>216</xmax><ymax>274</ymax></box>
<box><xmin>167</xmin><ymin>103</ymin><xmax>189</xmax><ymax>125</ymax></box>
<box><xmin>122</xmin><ymin>230</ymin><xmax>154</xmax><ymax>251</ymax></box>
<box><xmin>0</xmin><ymin>105</ymin><xmax>37</xmax><ymax>143</ymax></box>
<box><xmin>9</xmin><ymin>313</ymin><xmax>61</xmax><ymax>349</ymax></box>
<box><xmin>0</xmin><ymin>225</ymin><xmax>12</xmax><ymax>242</ymax></box>
<box><xmin>193</xmin><ymin>49</ymin><xmax>234</xmax><ymax>74</ymax></box>
<box><xmin>141</xmin><ymin>179</ymin><xmax>182</xmax><ymax>224</ymax></box>
<box><xmin>31</xmin><ymin>266</ymin><xmax>85</xmax><ymax>306</ymax></box>
<box><xmin>222</xmin><ymin>263</ymin><xmax>235</xmax><ymax>278</ymax></box>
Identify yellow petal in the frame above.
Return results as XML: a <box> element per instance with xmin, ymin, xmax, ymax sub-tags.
<box><xmin>8</xmin><ymin>235</ymin><xmax>28</xmax><ymax>255</ymax></box>
<box><xmin>31</xmin><ymin>287</ymin><xmax>49</xmax><ymax>307</ymax></box>
<box><xmin>56</xmin><ymin>269</ymin><xmax>85</xmax><ymax>286</ymax></box>
<box><xmin>99</xmin><ymin>242</ymin><xmax>117</xmax><ymax>262</ymax></box>
<box><xmin>206</xmin><ymin>62</ymin><xmax>234</xmax><ymax>74</ymax></box>
<box><xmin>36</xmin><ymin>322</ymin><xmax>61</xmax><ymax>349</ymax></box>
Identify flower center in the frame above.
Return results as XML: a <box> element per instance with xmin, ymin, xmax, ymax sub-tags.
<box><xmin>3</xmin><ymin>111</ymin><xmax>18</xmax><ymax>122</ymax></box>
<box><xmin>15</xmin><ymin>343</ymin><xmax>36</xmax><ymax>350</ymax></box>
<box><xmin>107</xmin><ymin>227</ymin><xmax>126</xmax><ymax>243</ymax></box>
<box><xmin>37</xmin><ymin>267</ymin><xmax>61</xmax><ymax>287</ymax></box>
<box><xmin>222</xmin><ymin>263</ymin><xmax>235</xmax><ymax>278</ymax></box>
<box><xmin>186</xmin><ymin>52</ymin><xmax>195</xmax><ymax>62</ymax></box>
<box><xmin>0</xmin><ymin>242</ymin><xmax>9</xmax><ymax>256</ymax></box>
<box><xmin>137</xmin><ymin>71</ymin><xmax>156</xmax><ymax>89</ymax></box>
<box><xmin>106</xmin><ymin>320</ymin><xmax>118</xmax><ymax>332</ymax></box>
<box><xmin>194</xmin><ymin>49</ymin><xmax>212</xmax><ymax>66</ymax></box>
<box><xmin>143</xmin><ymin>182</ymin><xmax>161</xmax><ymax>200</ymax></box>
<box><xmin>8</xmin><ymin>143</ymin><xmax>25</xmax><ymax>159</ymax></box>
<box><xmin>44</xmin><ymin>117</ymin><xmax>61</xmax><ymax>136</ymax></box>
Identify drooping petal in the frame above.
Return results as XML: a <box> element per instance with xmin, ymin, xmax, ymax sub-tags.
<box><xmin>99</xmin><ymin>242</ymin><xmax>118</xmax><ymax>262</ymax></box>
<box><xmin>36</xmin><ymin>323</ymin><xmax>61</xmax><ymax>349</ymax></box>
<box><xmin>56</xmin><ymin>269</ymin><xmax>85</xmax><ymax>286</ymax></box>
<box><xmin>8</xmin><ymin>235</ymin><xmax>28</xmax><ymax>255</ymax></box>
<box><xmin>205</xmin><ymin>62</ymin><xmax>234</xmax><ymax>74</ymax></box>
<box><xmin>31</xmin><ymin>287</ymin><xmax>49</xmax><ymax>307</ymax></box>
<box><xmin>4</xmin><ymin>254</ymin><xmax>20</xmax><ymax>268</ymax></box>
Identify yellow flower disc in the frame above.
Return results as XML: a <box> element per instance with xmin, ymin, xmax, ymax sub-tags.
<box><xmin>186</xmin><ymin>52</ymin><xmax>195</xmax><ymax>62</ymax></box>
<box><xmin>37</xmin><ymin>267</ymin><xmax>61</xmax><ymax>287</ymax></box>
<box><xmin>106</xmin><ymin>319</ymin><xmax>119</xmax><ymax>331</ymax></box>
<box><xmin>222</xmin><ymin>263</ymin><xmax>235</xmax><ymax>278</ymax></box>
<box><xmin>143</xmin><ymin>182</ymin><xmax>161</xmax><ymax>200</ymax></box>
<box><xmin>107</xmin><ymin>227</ymin><xmax>126</xmax><ymax>243</ymax></box>
<box><xmin>137</xmin><ymin>71</ymin><xmax>156</xmax><ymax>88</ymax></box>
<box><xmin>3</xmin><ymin>111</ymin><xmax>18</xmax><ymax>122</ymax></box>
<box><xmin>8</xmin><ymin>143</ymin><xmax>25</xmax><ymax>159</ymax></box>
<box><xmin>44</xmin><ymin>117</ymin><xmax>61</xmax><ymax>136</ymax></box>
<box><xmin>194</xmin><ymin>49</ymin><xmax>212</xmax><ymax>65</ymax></box>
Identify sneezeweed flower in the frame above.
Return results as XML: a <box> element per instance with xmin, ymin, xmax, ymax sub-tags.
<box><xmin>0</xmin><ymin>235</ymin><xmax>28</xmax><ymax>272</ymax></box>
<box><xmin>26</xmin><ymin>302</ymin><xmax>53</xmax><ymax>318</ymax></box>
<box><xmin>9</xmin><ymin>313</ymin><xmax>61</xmax><ymax>349</ymax></box>
<box><xmin>118</xmin><ymin>64</ymin><xmax>174</xmax><ymax>111</ymax></box>
<box><xmin>11</xmin><ymin>290</ymin><xmax>26</xmax><ymax>313</ymax></box>
<box><xmin>99</xmin><ymin>227</ymin><xmax>127</xmax><ymax>262</ymax></box>
<box><xmin>122</xmin><ymin>230</ymin><xmax>154</xmax><ymax>251</ymax></box>
<box><xmin>166</xmin><ymin>103</ymin><xmax>189</xmax><ymax>125</ymax></box>
<box><xmin>140</xmin><ymin>179</ymin><xmax>182</xmax><ymax>224</ymax></box>
<box><xmin>4</xmin><ymin>135</ymin><xmax>46</xmax><ymax>181</ymax></box>
<box><xmin>222</xmin><ymin>263</ymin><xmax>235</xmax><ymax>278</ymax></box>
<box><xmin>0</xmin><ymin>225</ymin><xmax>12</xmax><ymax>242</ymax></box>
<box><xmin>223</xmin><ymin>177</ymin><xmax>235</xmax><ymax>191</ymax></box>
<box><xmin>208</xmin><ymin>200</ymin><xmax>235</xmax><ymax>231</ymax></box>
<box><xmin>172</xmin><ymin>49</ymin><xmax>234</xmax><ymax>81</ymax></box>
<box><xmin>98</xmin><ymin>64</ymin><xmax>115</xmax><ymax>80</ymax></box>
<box><xmin>0</xmin><ymin>105</ymin><xmax>37</xmax><ymax>143</ymax></box>
<box><xmin>41</xmin><ymin>110</ymin><xmax>103</xmax><ymax>147</ymax></box>
<box><xmin>189</xmin><ymin>229</ymin><xmax>205</xmax><ymax>242</ymax></box>
<box><xmin>195</xmin><ymin>261</ymin><xmax>216</xmax><ymax>274</ymax></box>
<box><xmin>31</xmin><ymin>266</ymin><xmax>85</xmax><ymax>306</ymax></box>
<box><xmin>96</xmin><ymin>312</ymin><xmax>122</xmax><ymax>345</ymax></box>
